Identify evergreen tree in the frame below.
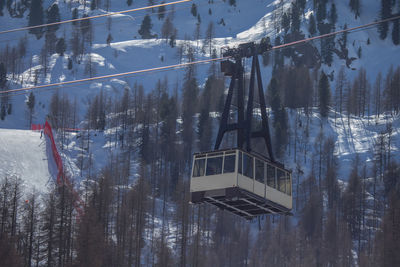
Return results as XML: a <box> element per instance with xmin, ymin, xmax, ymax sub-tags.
<box><xmin>329</xmin><ymin>3</ymin><xmax>338</xmax><ymax>26</ymax></box>
<box><xmin>161</xmin><ymin>16</ymin><xmax>173</xmax><ymax>42</ymax></box>
<box><xmin>138</xmin><ymin>14</ymin><xmax>154</xmax><ymax>39</ymax></box>
<box><xmin>68</xmin><ymin>58</ymin><xmax>73</xmax><ymax>70</ymax></box>
<box><xmin>0</xmin><ymin>62</ymin><xmax>6</xmax><ymax>89</ymax></box>
<box><xmin>349</xmin><ymin>0</ymin><xmax>360</xmax><ymax>18</ymax></box>
<box><xmin>274</xmin><ymin>108</ymin><xmax>288</xmax><ymax>158</ymax></box>
<box><xmin>72</xmin><ymin>8</ymin><xmax>78</xmax><ymax>25</ymax></box>
<box><xmin>229</xmin><ymin>0</ymin><xmax>236</xmax><ymax>7</ymax></box>
<box><xmin>273</xmin><ymin>37</ymin><xmax>284</xmax><ymax>72</ymax></box>
<box><xmin>158</xmin><ymin>1</ymin><xmax>166</xmax><ymax>20</ymax></box>
<box><xmin>127</xmin><ymin>0</ymin><xmax>132</xmax><ymax>6</ymax></box>
<box><xmin>281</xmin><ymin>12</ymin><xmax>290</xmax><ymax>34</ymax></box>
<box><xmin>341</xmin><ymin>23</ymin><xmax>348</xmax><ymax>47</ymax></box>
<box><xmin>319</xmin><ymin>71</ymin><xmax>331</xmax><ymax>117</ymax></box>
<box><xmin>309</xmin><ymin>14</ymin><xmax>316</xmax><ymax>36</ymax></box>
<box><xmin>47</xmin><ymin>3</ymin><xmax>60</xmax><ymax>33</ymax></box>
<box><xmin>0</xmin><ymin>62</ymin><xmax>7</xmax><ymax>121</ymax></box>
<box><xmin>28</xmin><ymin>0</ymin><xmax>44</xmax><ymax>38</ymax></box>
<box><xmin>203</xmin><ymin>22</ymin><xmax>215</xmax><ymax>55</ymax></box>
<box><xmin>298</xmin><ymin>0</ymin><xmax>306</xmax><ymax>13</ymax></box>
<box><xmin>55</xmin><ymin>38</ymin><xmax>66</xmax><ymax>56</ymax></box>
<box><xmin>106</xmin><ymin>33</ymin><xmax>113</xmax><ymax>45</ymax></box>
<box><xmin>268</xmin><ymin>77</ymin><xmax>280</xmax><ymax>114</ymax></box>
<box><xmin>316</xmin><ymin>1</ymin><xmax>327</xmax><ymax>23</ymax></box>
<box><xmin>290</xmin><ymin>2</ymin><xmax>301</xmax><ymax>34</ymax></box>
<box><xmin>392</xmin><ymin>18</ymin><xmax>400</xmax><ymax>45</ymax></box>
<box><xmin>0</xmin><ymin>0</ymin><xmax>5</xmax><ymax>16</ymax></box>
<box><xmin>191</xmin><ymin>3</ymin><xmax>197</xmax><ymax>17</ymax></box>
<box><xmin>379</xmin><ymin>0</ymin><xmax>392</xmax><ymax>40</ymax></box>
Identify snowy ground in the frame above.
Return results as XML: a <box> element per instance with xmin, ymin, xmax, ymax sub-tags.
<box><xmin>0</xmin><ymin>129</ymin><xmax>51</xmax><ymax>192</ymax></box>
<box><xmin>0</xmin><ymin>0</ymin><xmax>399</xmax><ymax>199</ymax></box>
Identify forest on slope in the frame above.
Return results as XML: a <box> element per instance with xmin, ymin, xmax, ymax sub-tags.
<box><xmin>0</xmin><ymin>0</ymin><xmax>400</xmax><ymax>266</ymax></box>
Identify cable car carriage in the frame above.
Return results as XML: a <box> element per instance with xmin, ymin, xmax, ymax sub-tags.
<box><xmin>190</xmin><ymin>41</ymin><xmax>292</xmax><ymax>219</ymax></box>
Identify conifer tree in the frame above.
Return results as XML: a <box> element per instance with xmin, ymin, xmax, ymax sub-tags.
<box><xmin>308</xmin><ymin>14</ymin><xmax>316</xmax><ymax>36</ymax></box>
<box><xmin>379</xmin><ymin>0</ymin><xmax>392</xmax><ymax>39</ymax></box>
<box><xmin>316</xmin><ymin>1</ymin><xmax>327</xmax><ymax>23</ymax></box>
<box><xmin>0</xmin><ymin>62</ymin><xmax>7</xmax><ymax>121</ymax></box>
<box><xmin>0</xmin><ymin>0</ymin><xmax>5</xmax><ymax>16</ymax></box>
<box><xmin>28</xmin><ymin>0</ymin><xmax>44</xmax><ymax>38</ymax></box>
<box><xmin>127</xmin><ymin>0</ymin><xmax>133</xmax><ymax>6</ymax></box>
<box><xmin>191</xmin><ymin>3</ymin><xmax>197</xmax><ymax>17</ymax></box>
<box><xmin>91</xmin><ymin>0</ymin><xmax>99</xmax><ymax>10</ymax></box>
<box><xmin>158</xmin><ymin>1</ymin><xmax>166</xmax><ymax>20</ymax></box>
<box><xmin>72</xmin><ymin>8</ymin><xmax>78</xmax><ymax>25</ymax></box>
<box><xmin>47</xmin><ymin>3</ymin><xmax>60</xmax><ymax>33</ymax></box>
<box><xmin>138</xmin><ymin>14</ymin><xmax>154</xmax><ymax>39</ymax></box>
<box><xmin>392</xmin><ymin>18</ymin><xmax>400</xmax><ymax>45</ymax></box>
<box><xmin>297</xmin><ymin>0</ymin><xmax>306</xmax><ymax>13</ymax></box>
<box><xmin>319</xmin><ymin>71</ymin><xmax>331</xmax><ymax>118</ymax></box>
<box><xmin>0</xmin><ymin>62</ymin><xmax>6</xmax><ymax>89</ymax></box>
<box><xmin>329</xmin><ymin>3</ymin><xmax>338</xmax><ymax>26</ymax></box>
<box><xmin>349</xmin><ymin>0</ymin><xmax>360</xmax><ymax>18</ymax></box>
<box><xmin>55</xmin><ymin>38</ymin><xmax>66</xmax><ymax>56</ymax></box>
<box><xmin>281</xmin><ymin>13</ymin><xmax>290</xmax><ymax>34</ymax></box>
<box><xmin>290</xmin><ymin>2</ymin><xmax>301</xmax><ymax>34</ymax></box>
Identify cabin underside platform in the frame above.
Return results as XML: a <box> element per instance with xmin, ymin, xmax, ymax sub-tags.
<box><xmin>191</xmin><ymin>187</ymin><xmax>291</xmax><ymax>220</ymax></box>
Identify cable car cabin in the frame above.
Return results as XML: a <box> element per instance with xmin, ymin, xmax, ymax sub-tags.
<box><xmin>190</xmin><ymin>149</ymin><xmax>292</xmax><ymax>219</ymax></box>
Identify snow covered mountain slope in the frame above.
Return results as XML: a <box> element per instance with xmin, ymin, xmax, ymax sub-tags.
<box><xmin>0</xmin><ymin>129</ymin><xmax>50</xmax><ymax>192</ymax></box>
<box><xmin>1</xmin><ymin>0</ymin><xmax>399</xmax><ymax>130</ymax></box>
<box><xmin>0</xmin><ymin>0</ymin><xmax>399</xmax><ymax>188</ymax></box>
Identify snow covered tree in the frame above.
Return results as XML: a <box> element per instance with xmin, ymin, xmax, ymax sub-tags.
<box><xmin>138</xmin><ymin>14</ymin><xmax>154</xmax><ymax>39</ymax></box>
<box><xmin>319</xmin><ymin>71</ymin><xmax>331</xmax><ymax>118</ymax></box>
<box><xmin>28</xmin><ymin>0</ymin><xmax>44</xmax><ymax>38</ymax></box>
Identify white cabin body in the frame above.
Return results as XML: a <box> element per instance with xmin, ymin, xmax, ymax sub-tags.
<box><xmin>190</xmin><ymin>149</ymin><xmax>292</xmax><ymax>219</ymax></box>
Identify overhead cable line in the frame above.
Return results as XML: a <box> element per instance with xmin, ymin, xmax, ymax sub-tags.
<box><xmin>0</xmin><ymin>0</ymin><xmax>192</xmax><ymax>35</ymax></box>
<box><xmin>271</xmin><ymin>14</ymin><xmax>400</xmax><ymax>51</ymax></box>
<box><xmin>0</xmin><ymin>57</ymin><xmax>227</xmax><ymax>95</ymax></box>
<box><xmin>2</xmin><ymin>15</ymin><xmax>400</xmax><ymax>97</ymax></box>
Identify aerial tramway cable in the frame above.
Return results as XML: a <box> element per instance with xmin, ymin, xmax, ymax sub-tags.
<box><xmin>1</xmin><ymin>14</ymin><xmax>400</xmax><ymax>98</ymax></box>
<box><xmin>0</xmin><ymin>0</ymin><xmax>192</xmax><ymax>35</ymax></box>
<box><xmin>271</xmin><ymin>14</ymin><xmax>400</xmax><ymax>51</ymax></box>
<box><xmin>0</xmin><ymin>57</ymin><xmax>226</xmax><ymax>96</ymax></box>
